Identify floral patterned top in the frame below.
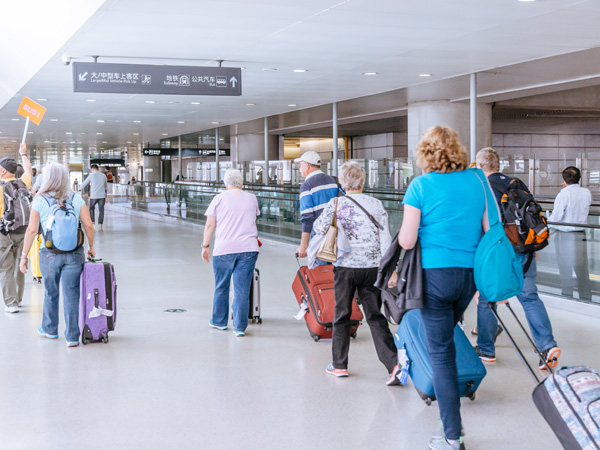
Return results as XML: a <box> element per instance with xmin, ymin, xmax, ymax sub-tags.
<box><xmin>313</xmin><ymin>194</ymin><xmax>392</xmax><ymax>268</ymax></box>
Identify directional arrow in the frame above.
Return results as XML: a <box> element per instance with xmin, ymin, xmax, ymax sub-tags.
<box><xmin>79</xmin><ymin>72</ymin><xmax>88</xmax><ymax>81</ymax></box>
<box><xmin>230</xmin><ymin>76</ymin><xmax>237</xmax><ymax>88</ymax></box>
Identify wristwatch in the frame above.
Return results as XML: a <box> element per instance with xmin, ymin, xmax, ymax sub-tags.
<box><xmin>202</xmin><ymin>244</ymin><xmax>210</xmax><ymax>249</ymax></box>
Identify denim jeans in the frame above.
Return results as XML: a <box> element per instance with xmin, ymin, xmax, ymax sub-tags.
<box><xmin>89</xmin><ymin>198</ymin><xmax>106</xmax><ymax>224</ymax></box>
<box><xmin>212</xmin><ymin>252</ymin><xmax>258</xmax><ymax>332</ymax></box>
<box><xmin>421</xmin><ymin>267</ymin><xmax>476</xmax><ymax>441</ymax></box>
<box><xmin>39</xmin><ymin>247</ymin><xmax>85</xmax><ymax>342</ymax></box>
<box><xmin>332</xmin><ymin>267</ymin><xmax>397</xmax><ymax>372</ymax></box>
<box><xmin>477</xmin><ymin>255</ymin><xmax>557</xmax><ymax>356</ymax></box>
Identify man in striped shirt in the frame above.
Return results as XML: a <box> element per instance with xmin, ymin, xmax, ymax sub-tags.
<box><xmin>295</xmin><ymin>151</ymin><xmax>339</xmax><ymax>258</ymax></box>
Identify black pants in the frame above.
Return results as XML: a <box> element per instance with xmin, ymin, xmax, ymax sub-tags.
<box><xmin>89</xmin><ymin>198</ymin><xmax>106</xmax><ymax>225</ymax></box>
<box><xmin>332</xmin><ymin>266</ymin><xmax>397</xmax><ymax>372</ymax></box>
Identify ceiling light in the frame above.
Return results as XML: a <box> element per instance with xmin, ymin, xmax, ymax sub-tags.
<box><xmin>288</xmin><ymin>104</ymin><xmax>297</xmax><ymax>107</ymax></box>
<box><xmin>168</xmin><ymin>101</ymin><xmax>179</xmax><ymax>104</ymax></box>
<box><xmin>145</xmin><ymin>100</ymin><xmax>156</xmax><ymax>104</ymax></box>
<box><xmin>37</xmin><ymin>98</ymin><xmax>48</xmax><ymax>102</ymax></box>
<box><xmin>97</xmin><ymin>119</ymin><xmax>105</xmax><ymax>123</ymax></box>
<box><xmin>133</xmin><ymin>120</ymin><xmax>141</xmax><ymax>123</ymax></box>
<box><xmin>127</xmin><ymin>141</ymin><xmax>132</xmax><ymax>144</ymax></box>
<box><xmin>28</xmin><ymin>132</ymin><xmax>34</xmax><ymax>134</ymax></box>
<box><xmin>50</xmin><ymin>119</ymin><xmax>58</xmax><ymax>122</ymax></box>
<box><xmin>115</xmin><ymin>120</ymin><xmax>121</xmax><ymax>123</ymax></box>
<box><xmin>518</xmin><ymin>0</ymin><xmax>537</xmax><ymax>2</ymax></box>
<box><xmin>96</xmin><ymin>133</ymin><xmax>102</xmax><ymax>135</ymax></box>
<box><xmin>86</xmin><ymin>99</ymin><xmax>96</xmax><ymax>102</ymax></box>
<box><xmin>65</xmin><ymin>132</ymin><xmax>72</xmax><ymax>135</ymax></box>
<box><xmin>419</xmin><ymin>73</ymin><xmax>433</xmax><ymax>77</ymax></box>
<box><xmin>177</xmin><ymin>121</ymin><xmax>185</xmax><ymax>124</ymax></box>
<box><xmin>212</xmin><ymin>122</ymin><xmax>220</xmax><ymax>124</ymax></box>
<box><xmin>363</xmin><ymin>72</ymin><xmax>378</xmax><ymax>76</ymax></box>
<box><xmin>293</xmin><ymin>69</ymin><xmax>307</xmax><ymax>73</ymax></box>
<box><xmin>162</xmin><ymin>133</ymin><xmax>169</xmax><ymax>136</ymax></box>
<box><xmin>246</xmin><ymin>103</ymin><xmax>256</xmax><ymax>106</ymax></box>
<box><xmin>133</xmin><ymin>133</ymin><xmax>140</xmax><ymax>136</ymax></box>
<box><xmin>263</xmin><ymin>68</ymin><xmax>277</xmax><ymax>71</ymax></box>
<box><xmin>191</xmin><ymin>102</ymin><xmax>201</xmax><ymax>105</ymax></box>
<box><xmin>11</xmin><ymin>118</ymin><xmax>19</xmax><ymax>121</ymax></box>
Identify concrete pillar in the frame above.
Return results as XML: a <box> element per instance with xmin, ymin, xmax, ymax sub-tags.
<box><xmin>142</xmin><ymin>156</ymin><xmax>161</xmax><ymax>182</ymax></box>
<box><xmin>407</xmin><ymin>100</ymin><xmax>492</xmax><ymax>163</ymax></box>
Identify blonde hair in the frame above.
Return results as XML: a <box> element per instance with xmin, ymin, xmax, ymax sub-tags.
<box><xmin>339</xmin><ymin>161</ymin><xmax>365</xmax><ymax>191</ymax></box>
<box><xmin>416</xmin><ymin>126</ymin><xmax>468</xmax><ymax>174</ymax></box>
<box><xmin>475</xmin><ymin>147</ymin><xmax>500</xmax><ymax>172</ymax></box>
<box><xmin>36</xmin><ymin>163</ymin><xmax>72</xmax><ymax>206</ymax></box>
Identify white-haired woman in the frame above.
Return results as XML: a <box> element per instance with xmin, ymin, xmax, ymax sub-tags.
<box><xmin>201</xmin><ymin>169</ymin><xmax>260</xmax><ymax>336</ymax></box>
<box><xmin>312</xmin><ymin>162</ymin><xmax>399</xmax><ymax>383</ymax></box>
<box><xmin>19</xmin><ymin>162</ymin><xmax>95</xmax><ymax>347</ymax></box>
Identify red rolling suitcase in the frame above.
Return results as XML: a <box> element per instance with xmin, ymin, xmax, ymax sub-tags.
<box><xmin>292</xmin><ymin>261</ymin><xmax>363</xmax><ymax>342</ymax></box>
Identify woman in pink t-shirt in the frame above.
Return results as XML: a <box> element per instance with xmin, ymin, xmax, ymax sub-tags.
<box><xmin>201</xmin><ymin>169</ymin><xmax>260</xmax><ymax>336</ymax></box>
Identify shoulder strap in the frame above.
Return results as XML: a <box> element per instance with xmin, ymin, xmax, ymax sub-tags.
<box><xmin>488</xmin><ymin>178</ymin><xmax>508</xmax><ymax>195</ymax></box>
<box><xmin>471</xmin><ymin>169</ymin><xmax>501</xmax><ymax>228</ymax></box>
<box><xmin>344</xmin><ymin>195</ymin><xmax>384</xmax><ymax>230</ymax></box>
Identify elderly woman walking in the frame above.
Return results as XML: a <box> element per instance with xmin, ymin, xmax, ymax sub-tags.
<box><xmin>20</xmin><ymin>162</ymin><xmax>95</xmax><ymax>347</ymax></box>
<box><xmin>201</xmin><ymin>169</ymin><xmax>260</xmax><ymax>336</ymax></box>
<box><xmin>312</xmin><ymin>161</ymin><xmax>399</xmax><ymax>384</ymax></box>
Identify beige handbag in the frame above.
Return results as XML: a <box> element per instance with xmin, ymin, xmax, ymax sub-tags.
<box><xmin>316</xmin><ymin>198</ymin><xmax>339</xmax><ymax>263</ymax></box>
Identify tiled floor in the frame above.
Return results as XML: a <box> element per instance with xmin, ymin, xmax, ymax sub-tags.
<box><xmin>1</xmin><ymin>211</ymin><xmax>597</xmax><ymax>449</ymax></box>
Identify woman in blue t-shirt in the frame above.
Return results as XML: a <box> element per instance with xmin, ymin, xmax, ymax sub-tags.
<box><xmin>398</xmin><ymin>126</ymin><xmax>489</xmax><ymax>450</ymax></box>
<box><xmin>19</xmin><ymin>163</ymin><xmax>95</xmax><ymax>347</ymax></box>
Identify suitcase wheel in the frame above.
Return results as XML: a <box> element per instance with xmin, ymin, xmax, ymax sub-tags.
<box><xmin>313</xmin><ymin>335</ymin><xmax>321</xmax><ymax>342</ymax></box>
<box><xmin>351</xmin><ymin>332</ymin><xmax>357</xmax><ymax>339</ymax></box>
<box><xmin>82</xmin><ymin>337</ymin><xmax>89</xmax><ymax>345</ymax></box>
<box><xmin>424</xmin><ymin>398</ymin><xmax>432</xmax><ymax>406</ymax></box>
<box><xmin>101</xmin><ymin>334</ymin><xmax>109</xmax><ymax>344</ymax></box>
<box><xmin>468</xmin><ymin>392</ymin><xmax>476</xmax><ymax>401</ymax></box>
<box><xmin>257</xmin><ymin>317</ymin><xmax>262</xmax><ymax>325</ymax></box>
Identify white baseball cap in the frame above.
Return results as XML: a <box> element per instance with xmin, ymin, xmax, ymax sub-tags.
<box><xmin>294</xmin><ymin>151</ymin><xmax>321</xmax><ymax>166</ymax></box>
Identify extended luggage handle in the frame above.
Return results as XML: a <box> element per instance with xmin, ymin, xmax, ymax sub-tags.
<box><xmin>488</xmin><ymin>301</ymin><xmax>553</xmax><ymax>385</ymax></box>
<box><xmin>87</xmin><ymin>257</ymin><xmax>103</xmax><ymax>263</ymax></box>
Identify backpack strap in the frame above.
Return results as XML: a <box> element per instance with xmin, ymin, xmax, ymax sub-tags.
<box><xmin>523</xmin><ymin>253</ymin><xmax>534</xmax><ymax>274</ymax></box>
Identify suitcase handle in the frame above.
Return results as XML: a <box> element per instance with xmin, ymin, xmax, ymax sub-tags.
<box><xmin>295</xmin><ymin>253</ymin><xmax>306</xmax><ymax>269</ymax></box>
<box><xmin>94</xmin><ymin>288</ymin><xmax>99</xmax><ymax>309</ymax></box>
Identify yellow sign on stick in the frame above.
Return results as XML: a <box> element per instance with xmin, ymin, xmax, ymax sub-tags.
<box><xmin>17</xmin><ymin>97</ymin><xmax>46</xmax><ymax>125</ymax></box>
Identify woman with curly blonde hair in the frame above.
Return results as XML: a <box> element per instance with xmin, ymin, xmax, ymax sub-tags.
<box><xmin>398</xmin><ymin>126</ymin><xmax>489</xmax><ymax>450</ymax></box>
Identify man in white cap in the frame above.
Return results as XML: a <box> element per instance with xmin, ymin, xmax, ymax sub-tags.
<box><xmin>295</xmin><ymin>151</ymin><xmax>339</xmax><ymax>258</ymax></box>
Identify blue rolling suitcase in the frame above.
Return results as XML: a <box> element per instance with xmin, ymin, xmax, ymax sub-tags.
<box><xmin>394</xmin><ymin>309</ymin><xmax>487</xmax><ymax>405</ymax></box>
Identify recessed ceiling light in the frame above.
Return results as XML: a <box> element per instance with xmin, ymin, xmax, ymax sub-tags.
<box><xmin>363</xmin><ymin>72</ymin><xmax>378</xmax><ymax>76</ymax></box>
<box><xmin>133</xmin><ymin>120</ymin><xmax>141</xmax><ymax>123</ymax></box>
<box><xmin>50</xmin><ymin>119</ymin><xmax>58</xmax><ymax>122</ymax></box>
<box><xmin>87</xmin><ymin>99</ymin><xmax>96</xmax><ymax>102</ymax></box>
<box><xmin>11</xmin><ymin>118</ymin><xmax>19</xmax><ymax>121</ymax></box>
<box><xmin>97</xmin><ymin>119</ymin><xmax>105</xmax><ymax>123</ymax></box>
<box><xmin>37</xmin><ymin>98</ymin><xmax>48</xmax><ymax>102</ymax></box>
<box><xmin>212</xmin><ymin>122</ymin><xmax>220</xmax><ymax>124</ymax></box>
<box><xmin>44</xmin><ymin>140</ymin><xmax>50</xmax><ymax>143</ymax></box>
<box><xmin>240</xmin><ymin>67</ymin><xmax>246</xmax><ymax>70</ymax></box>
<box><xmin>191</xmin><ymin>102</ymin><xmax>201</xmax><ymax>105</ymax></box>
<box><xmin>288</xmin><ymin>104</ymin><xmax>297</xmax><ymax>107</ymax></box>
<box><xmin>28</xmin><ymin>132</ymin><xmax>34</xmax><ymax>134</ymax></box>
<box><xmin>65</xmin><ymin>132</ymin><xmax>72</xmax><ymax>135</ymax></box>
<box><xmin>293</xmin><ymin>69</ymin><xmax>307</xmax><ymax>73</ymax></box>
<box><xmin>96</xmin><ymin>133</ymin><xmax>102</xmax><ymax>135</ymax></box>
<box><xmin>168</xmin><ymin>101</ymin><xmax>179</xmax><ymax>104</ymax></box>
<box><xmin>419</xmin><ymin>73</ymin><xmax>433</xmax><ymax>77</ymax></box>
<box><xmin>518</xmin><ymin>0</ymin><xmax>537</xmax><ymax>2</ymax></box>
<box><xmin>102</xmin><ymin>141</ymin><xmax>107</xmax><ymax>144</ymax></box>
<box><xmin>262</xmin><ymin>68</ymin><xmax>277</xmax><ymax>71</ymax></box>
<box><xmin>133</xmin><ymin>133</ymin><xmax>140</xmax><ymax>136</ymax></box>
<box><xmin>177</xmin><ymin>121</ymin><xmax>185</xmax><ymax>124</ymax></box>
<box><xmin>115</xmin><ymin>120</ymin><xmax>121</xmax><ymax>123</ymax></box>
<box><xmin>246</xmin><ymin>103</ymin><xmax>256</xmax><ymax>106</ymax></box>
<box><xmin>100</xmin><ymin>148</ymin><xmax>105</xmax><ymax>150</ymax></box>
<box><xmin>127</xmin><ymin>141</ymin><xmax>132</xmax><ymax>144</ymax></box>
<box><xmin>162</xmin><ymin>133</ymin><xmax>169</xmax><ymax>136</ymax></box>
<box><xmin>145</xmin><ymin>100</ymin><xmax>156</xmax><ymax>104</ymax></box>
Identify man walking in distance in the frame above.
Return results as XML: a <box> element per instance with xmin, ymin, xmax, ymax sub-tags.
<box><xmin>295</xmin><ymin>151</ymin><xmax>339</xmax><ymax>259</ymax></box>
<box><xmin>475</xmin><ymin>147</ymin><xmax>561</xmax><ymax>369</ymax></box>
<box><xmin>0</xmin><ymin>144</ymin><xmax>33</xmax><ymax>313</ymax></box>
<box><xmin>80</xmin><ymin>164</ymin><xmax>108</xmax><ymax>230</ymax></box>
<box><xmin>548</xmin><ymin>166</ymin><xmax>592</xmax><ymax>300</ymax></box>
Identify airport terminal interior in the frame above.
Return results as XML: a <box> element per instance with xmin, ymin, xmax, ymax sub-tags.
<box><xmin>2</xmin><ymin>1</ymin><xmax>600</xmax><ymax>449</ymax></box>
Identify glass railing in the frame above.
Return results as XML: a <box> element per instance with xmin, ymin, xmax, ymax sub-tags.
<box><xmin>108</xmin><ymin>180</ymin><xmax>600</xmax><ymax>307</ymax></box>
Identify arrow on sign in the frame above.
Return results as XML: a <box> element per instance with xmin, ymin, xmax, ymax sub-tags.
<box><xmin>79</xmin><ymin>72</ymin><xmax>88</xmax><ymax>81</ymax></box>
<box><xmin>230</xmin><ymin>76</ymin><xmax>237</xmax><ymax>88</ymax></box>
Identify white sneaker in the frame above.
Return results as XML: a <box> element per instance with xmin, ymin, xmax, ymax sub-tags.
<box><xmin>5</xmin><ymin>305</ymin><xmax>19</xmax><ymax>313</ymax></box>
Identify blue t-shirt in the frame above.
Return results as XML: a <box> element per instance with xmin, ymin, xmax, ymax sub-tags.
<box><xmin>33</xmin><ymin>193</ymin><xmax>85</xmax><ymax>246</ymax></box>
<box><xmin>403</xmin><ymin>169</ymin><xmax>486</xmax><ymax>269</ymax></box>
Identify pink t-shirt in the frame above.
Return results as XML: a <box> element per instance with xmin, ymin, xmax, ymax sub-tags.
<box><xmin>205</xmin><ymin>189</ymin><xmax>260</xmax><ymax>256</ymax></box>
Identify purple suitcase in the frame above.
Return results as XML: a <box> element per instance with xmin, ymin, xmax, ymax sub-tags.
<box><xmin>79</xmin><ymin>260</ymin><xmax>117</xmax><ymax>344</ymax></box>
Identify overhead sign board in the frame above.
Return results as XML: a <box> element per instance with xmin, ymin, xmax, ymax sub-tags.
<box><xmin>73</xmin><ymin>62</ymin><xmax>241</xmax><ymax>96</ymax></box>
<box><xmin>17</xmin><ymin>97</ymin><xmax>46</xmax><ymax>126</ymax></box>
<box><xmin>143</xmin><ymin>148</ymin><xmax>230</xmax><ymax>157</ymax></box>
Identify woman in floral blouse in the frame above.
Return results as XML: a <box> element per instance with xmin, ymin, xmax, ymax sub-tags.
<box><xmin>313</xmin><ymin>161</ymin><xmax>399</xmax><ymax>384</ymax></box>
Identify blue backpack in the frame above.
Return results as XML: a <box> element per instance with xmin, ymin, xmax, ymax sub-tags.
<box><xmin>42</xmin><ymin>194</ymin><xmax>84</xmax><ymax>253</ymax></box>
<box><xmin>472</xmin><ymin>169</ymin><xmax>524</xmax><ymax>302</ymax></box>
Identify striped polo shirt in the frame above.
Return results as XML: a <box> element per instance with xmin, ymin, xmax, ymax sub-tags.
<box><xmin>299</xmin><ymin>170</ymin><xmax>339</xmax><ymax>233</ymax></box>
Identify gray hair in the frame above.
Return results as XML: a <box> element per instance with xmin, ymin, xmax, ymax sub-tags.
<box><xmin>36</xmin><ymin>163</ymin><xmax>72</xmax><ymax>206</ymax></box>
<box><xmin>223</xmin><ymin>168</ymin><xmax>243</xmax><ymax>188</ymax></box>
<box><xmin>339</xmin><ymin>161</ymin><xmax>365</xmax><ymax>191</ymax></box>
<box><xmin>476</xmin><ymin>147</ymin><xmax>500</xmax><ymax>172</ymax></box>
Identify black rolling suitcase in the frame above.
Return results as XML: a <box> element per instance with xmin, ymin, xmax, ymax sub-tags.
<box><xmin>489</xmin><ymin>302</ymin><xmax>600</xmax><ymax>449</ymax></box>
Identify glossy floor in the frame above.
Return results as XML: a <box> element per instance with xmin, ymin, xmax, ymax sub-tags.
<box><xmin>1</xmin><ymin>211</ymin><xmax>598</xmax><ymax>450</ymax></box>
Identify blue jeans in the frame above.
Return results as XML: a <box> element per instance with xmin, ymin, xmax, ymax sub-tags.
<box><xmin>421</xmin><ymin>267</ymin><xmax>476</xmax><ymax>441</ymax></box>
<box><xmin>39</xmin><ymin>248</ymin><xmax>85</xmax><ymax>342</ymax></box>
<box><xmin>212</xmin><ymin>252</ymin><xmax>258</xmax><ymax>332</ymax></box>
<box><xmin>477</xmin><ymin>255</ymin><xmax>557</xmax><ymax>355</ymax></box>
